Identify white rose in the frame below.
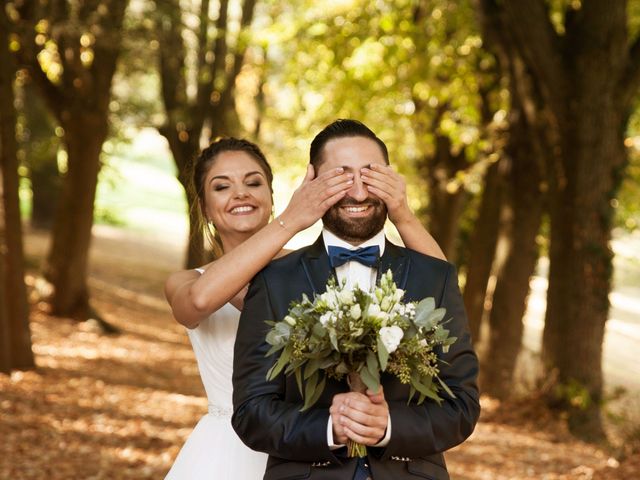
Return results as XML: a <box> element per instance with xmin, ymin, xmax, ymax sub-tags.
<box><xmin>319</xmin><ymin>312</ymin><xmax>333</xmax><ymax>326</ymax></box>
<box><xmin>350</xmin><ymin>304</ymin><xmax>362</xmax><ymax>320</ymax></box>
<box><xmin>379</xmin><ymin>326</ymin><xmax>404</xmax><ymax>353</ymax></box>
<box><xmin>367</xmin><ymin>303</ymin><xmax>382</xmax><ymax>319</ymax></box>
<box><xmin>338</xmin><ymin>289</ymin><xmax>355</xmax><ymax>305</ymax></box>
<box><xmin>284</xmin><ymin>315</ymin><xmax>296</xmax><ymax>326</ymax></box>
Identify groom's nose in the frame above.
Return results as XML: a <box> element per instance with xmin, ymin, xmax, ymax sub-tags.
<box><xmin>347</xmin><ymin>174</ymin><xmax>368</xmax><ymax>202</ymax></box>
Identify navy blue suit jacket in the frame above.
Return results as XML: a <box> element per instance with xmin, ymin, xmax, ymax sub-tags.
<box><xmin>232</xmin><ymin>236</ymin><xmax>480</xmax><ymax>480</ymax></box>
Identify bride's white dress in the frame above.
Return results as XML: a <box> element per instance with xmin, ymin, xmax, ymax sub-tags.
<box><xmin>165</xmin><ymin>302</ymin><xmax>267</xmax><ymax>479</ymax></box>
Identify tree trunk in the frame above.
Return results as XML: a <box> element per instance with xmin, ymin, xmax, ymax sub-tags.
<box><xmin>462</xmin><ymin>160</ymin><xmax>502</xmax><ymax>343</ymax></box>
<box><xmin>424</xmin><ymin>134</ymin><xmax>468</xmax><ymax>263</ymax></box>
<box><xmin>0</xmin><ymin>11</ymin><xmax>34</xmax><ymax>369</ymax></box>
<box><xmin>159</xmin><ymin>122</ymin><xmax>207</xmax><ymax>268</ymax></box>
<box><xmin>482</xmin><ymin>107</ymin><xmax>543</xmax><ymax>398</ymax></box>
<box><xmin>30</xmin><ymin>155</ymin><xmax>61</xmax><ymax>230</ymax></box>
<box><xmin>542</xmin><ymin>105</ymin><xmax>624</xmax><ymax>440</ymax></box>
<box><xmin>43</xmin><ymin>114</ymin><xmax>107</xmax><ymax>318</ymax></box>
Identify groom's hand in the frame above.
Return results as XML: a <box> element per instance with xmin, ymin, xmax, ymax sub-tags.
<box><xmin>330</xmin><ymin>389</ymin><xmax>389</xmax><ymax>446</ymax></box>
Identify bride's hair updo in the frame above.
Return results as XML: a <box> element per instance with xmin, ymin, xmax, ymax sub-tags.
<box><xmin>191</xmin><ymin>137</ymin><xmax>274</xmax><ymax>258</ymax></box>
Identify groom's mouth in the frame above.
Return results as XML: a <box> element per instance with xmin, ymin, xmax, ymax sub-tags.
<box><xmin>340</xmin><ymin>204</ymin><xmax>374</xmax><ymax>218</ymax></box>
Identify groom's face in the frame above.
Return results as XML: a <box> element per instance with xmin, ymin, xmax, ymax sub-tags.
<box><xmin>315</xmin><ymin>136</ymin><xmax>388</xmax><ymax>244</ymax></box>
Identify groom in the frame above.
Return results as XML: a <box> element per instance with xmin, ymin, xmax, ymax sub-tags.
<box><xmin>232</xmin><ymin>119</ymin><xmax>480</xmax><ymax>480</ymax></box>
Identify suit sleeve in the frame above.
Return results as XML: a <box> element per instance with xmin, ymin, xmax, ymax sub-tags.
<box><xmin>376</xmin><ymin>262</ymin><xmax>480</xmax><ymax>459</ymax></box>
<box><xmin>231</xmin><ymin>271</ymin><xmax>341</xmax><ymax>463</ymax></box>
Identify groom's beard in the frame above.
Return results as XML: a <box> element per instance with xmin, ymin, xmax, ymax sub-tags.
<box><xmin>322</xmin><ymin>197</ymin><xmax>387</xmax><ymax>244</ymax></box>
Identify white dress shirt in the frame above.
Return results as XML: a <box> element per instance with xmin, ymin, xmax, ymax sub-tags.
<box><xmin>321</xmin><ymin>228</ymin><xmax>392</xmax><ymax>449</ymax></box>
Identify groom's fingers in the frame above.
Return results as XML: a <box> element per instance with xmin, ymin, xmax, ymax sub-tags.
<box><xmin>337</xmin><ymin>396</ymin><xmax>388</xmax><ymax>446</ymax></box>
<box><xmin>342</xmin><ymin>423</ymin><xmax>386</xmax><ymax>446</ymax></box>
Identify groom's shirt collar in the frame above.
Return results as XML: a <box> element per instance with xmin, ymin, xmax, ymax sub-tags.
<box><xmin>321</xmin><ymin>228</ymin><xmax>385</xmax><ymax>293</ymax></box>
<box><xmin>321</xmin><ymin>228</ymin><xmax>386</xmax><ymax>256</ymax></box>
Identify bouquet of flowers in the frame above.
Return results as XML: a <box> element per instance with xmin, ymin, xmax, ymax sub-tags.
<box><xmin>265</xmin><ymin>270</ymin><xmax>457</xmax><ymax>457</ymax></box>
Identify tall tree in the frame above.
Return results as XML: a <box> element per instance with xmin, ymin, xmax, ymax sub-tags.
<box><xmin>155</xmin><ymin>0</ymin><xmax>258</xmax><ymax>268</ymax></box>
<box><xmin>0</xmin><ymin>5</ymin><xmax>34</xmax><ymax>371</ymax></box>
<box><xmin>476</xmin><ymin>10</ymin><xmax>547</xmax><ymax>398</ymax></box>
<box><xmin>478</xmin><ymin>0</ymin><xmax>640</xmax><ymax>439</ymax></box>
<box><xmin>12</xmin><ymin>0</ymin><xmax>129</xmax><ymax>319</ymax></box>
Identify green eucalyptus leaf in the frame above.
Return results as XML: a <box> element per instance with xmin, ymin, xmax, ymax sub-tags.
<box><xmin>304</xmin><ymin>358</ymin><xmax>321</xmax><ymax>380</ymax></box>
<box><xmin>377</xmin><ymin>336</ymin><xmax>389</xmax><ymax>371</ymax></box>
<box><xmin>329</xmin><ymin>329</ymin><xmax>339</xmax><ymax>352</ymax></box>
<box><xmin>266</xmin><ymin>349</ymin><xmax>290</xmax><ymax>381</ymax></box>
<box><xmin>295</xmin><ymin>367</ymin><xmax>303</xmax><ymax>396</ymax></box>
<box><xmin>359</xmin><ymin>366</ymin><xmax>380</xmax><ymax>392</ymax></box>
<box><xmin>412</xmin><ymin>377</ymin><xmax>442</xmax><ymax>405</ymax></box>
<box><xmin>436</xmin><ymin>376</ymin><xmax>456</xmax><ymax>399</ymax></box>
<box><xmin>301</xmin><ymin>371</ymin><xmax>322</xmax><ymax>411</ymax></box>
<box><xmin>366</xmin><ymin>350</ymin><xmax>379</xmax><ymax>379</ymax></box>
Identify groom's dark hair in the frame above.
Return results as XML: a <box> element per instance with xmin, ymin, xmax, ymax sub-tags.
<box><xmin>309</xmin><ymin>119</ymin><xmax>389</xmax><ymax>167</ymax></box>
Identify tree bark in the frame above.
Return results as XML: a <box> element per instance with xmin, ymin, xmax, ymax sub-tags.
<box><xmin>43</xmin><ymin>114</ymin><xmax>107</xmax><ymax>317</ymax></box>
<box><xmin>0</xmin><ymin>8</ymin><xmax>34</xmax><ymax>370</ymax></box>
<box><xmin>482</xmin><ymin>106</ymin><xmax>543</xmax><ymax>398</ymax></box>
<box><xmin>462</xmin><ymin>159</ymin><xmax>502</xmax><ymax>343</ymax></box>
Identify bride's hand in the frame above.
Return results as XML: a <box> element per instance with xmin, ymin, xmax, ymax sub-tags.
<box><xmin>361</xmin><ymin>163</ymin><xmax>413</xmax><ymax>226</ymax></box>
<box><xmin>278</xmin><ymin>165</ymin><xmax>353</xmax><ymax>232</ymax></box>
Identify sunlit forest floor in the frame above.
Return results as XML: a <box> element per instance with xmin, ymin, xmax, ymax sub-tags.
<box><xmin>1</xmin><ymin>225</ymin><xmax>638</xmax><ymax>479</ymax></box>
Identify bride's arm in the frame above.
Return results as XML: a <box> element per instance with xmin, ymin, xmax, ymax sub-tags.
<box><xmin>165</xmin><ymin>166</ymin><xmax>353</xmax><ymax>329</ymax></box>
<box><xmin>361</xmin><ymin>163</ymin><xmax>446</xmax><ymax>261</ymax></box>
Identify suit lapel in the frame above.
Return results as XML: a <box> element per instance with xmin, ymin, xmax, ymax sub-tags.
<box><xmin>300</xmin><ymin>235</ymin><xmax>334</xmax><ymax>295</ymax></box>
<box><xmin>377</xmin><ymin>240</ymin><xmax>410</xmax><ymax>289</ymax></box>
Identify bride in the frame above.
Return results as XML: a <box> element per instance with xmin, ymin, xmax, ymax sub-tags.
<box><xmin>163</xmin><ymin>137</ymin><xmax>445</xmax><ymax>479</ymax></box>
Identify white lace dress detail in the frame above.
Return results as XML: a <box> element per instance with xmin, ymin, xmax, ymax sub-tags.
<box><xmin>165</xmin><ymin>301</ymin><xmax>267</xmax><ymax>479</ymax></box>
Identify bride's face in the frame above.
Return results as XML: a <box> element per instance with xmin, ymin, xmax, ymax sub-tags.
<box><xmin>203</xmin><ymin>151</ymin><xmax>273</xmax><ymax>239</ymax></box>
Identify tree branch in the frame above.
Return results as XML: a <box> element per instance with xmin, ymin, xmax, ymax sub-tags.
<box><xmin>195</xmin><ymin>0</ymin><xmax>212</xmax><ymax>115</ymax></box>
<box><xmin>157</xmin><ymin>0</ymin><xmax>187</xmax><ymax>118</ymax></box>
<box><xmin>497</xmin><ymin>0</ymin><xmax>568</xmax><ymax>118</ymax></box>
<box><xmin>216</xmin><ymin>0</ymin><xmax>257</xmax><ymax>118</ymax></box>
<box><xmin>88</xmin><ymin>0</ymin><xmax>128</xmax><ymax>108</ymax></box>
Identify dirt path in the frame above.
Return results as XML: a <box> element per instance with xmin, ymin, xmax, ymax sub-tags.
<box><xmin>0</xmin><ymin>226</ymin><xmax>637</xmax><ymax>479</ymax></box>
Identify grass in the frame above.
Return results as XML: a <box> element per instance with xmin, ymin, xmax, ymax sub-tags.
<box><xmin>95</xmin><ymin>130</ymin><xmax>188</xmax><ymax>236</ymax></box>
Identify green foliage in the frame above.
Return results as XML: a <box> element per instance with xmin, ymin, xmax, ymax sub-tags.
<box><xmin>259</xmin><ymin>0</ymin><xmax>498</xmax><ymax>207</ymax></box>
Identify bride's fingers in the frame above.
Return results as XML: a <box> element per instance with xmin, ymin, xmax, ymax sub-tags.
<box><xmin>361</xmin><ymin>164</ymin><xmax>401</xmax><ymax>188</ymax></box>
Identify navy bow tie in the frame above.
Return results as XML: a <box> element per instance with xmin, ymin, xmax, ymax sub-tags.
<box><xmin>327</xmin><ymin>245</ymin><xmax>380</xmax><ymax>268</ymax></box>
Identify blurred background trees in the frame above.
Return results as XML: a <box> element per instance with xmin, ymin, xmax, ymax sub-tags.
<box><xmin>1</xmin><ymin>0</ymin><xmax>639</xmax><ymax>442</ymax></box>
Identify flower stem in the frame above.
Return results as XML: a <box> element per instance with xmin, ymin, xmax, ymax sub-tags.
<box><xmin>347</xmin><ymin>371</ymin><xmax>367</xmax><ymax>458</ymax></box>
